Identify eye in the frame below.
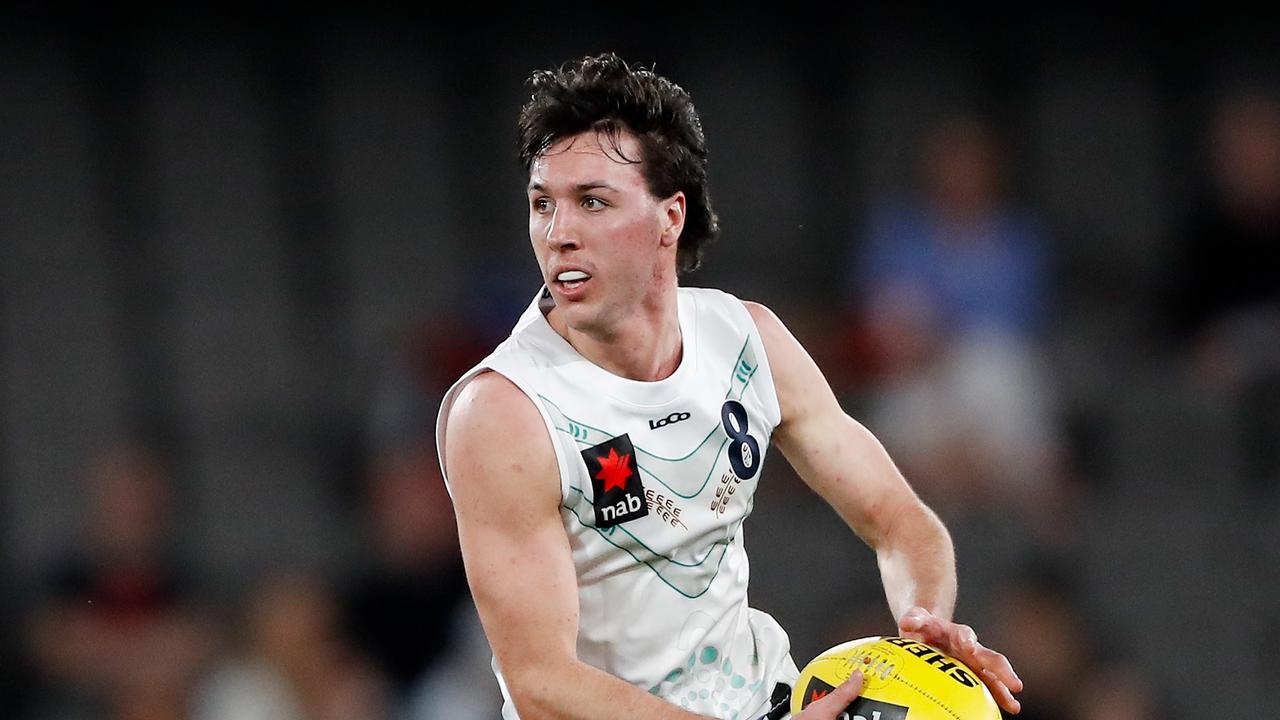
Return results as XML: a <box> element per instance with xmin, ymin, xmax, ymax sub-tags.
<box><xmin>531</xmin><ymin>197</ymin><xmax>552</xmax><ymax>214</ymax></box>
<box><xmin>582</xmin><ymin>196</ymin><xmax>608</xmax><ymax>210</ymax></box>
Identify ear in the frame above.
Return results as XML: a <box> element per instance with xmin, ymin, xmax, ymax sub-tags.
<box><xmin>659</xmin><ymin>191</ymin><xmax>686</xmax><ymax>248</ymax></box>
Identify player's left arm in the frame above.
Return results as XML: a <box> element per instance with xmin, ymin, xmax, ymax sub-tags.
<box><xmin>745</xmin><ymin>301</ymin><xmax>1024</xmax><ymax>715</ymax></box>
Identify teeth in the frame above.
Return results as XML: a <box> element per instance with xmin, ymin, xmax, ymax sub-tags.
<box><xmin>557</xmin><ymin>270</ymin><xmax>590</xmax><ymax>282</ymax></box>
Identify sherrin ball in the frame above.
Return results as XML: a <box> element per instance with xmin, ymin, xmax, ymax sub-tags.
<box><xmin>791</xmin><ymin>636</ymin><xmax>1000</xmax><ymax>719</ymax></box>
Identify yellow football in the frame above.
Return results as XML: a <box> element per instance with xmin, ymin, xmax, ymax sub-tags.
<box><xmin>791</xmin><ymin>636</ymin><xmax>1000</xmax><ymax>719</ymax></box>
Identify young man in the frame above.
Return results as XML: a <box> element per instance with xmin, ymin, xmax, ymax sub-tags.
<box><xmin>437</xmin><ymin>53</ymin><xmax>1023</xmax><ymax>720</ymax></box>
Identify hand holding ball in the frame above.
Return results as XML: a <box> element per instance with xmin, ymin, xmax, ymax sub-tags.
<box><xmin>792</xmin><ymin>636</ymin><xmax>1001</xmax><ymax>719</ymax></box>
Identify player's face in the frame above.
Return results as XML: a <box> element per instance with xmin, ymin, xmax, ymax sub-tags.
<box><xmin>527</xmin><ymin>130</ymin><xmax>682</xmax><ymax>336</ymax></box>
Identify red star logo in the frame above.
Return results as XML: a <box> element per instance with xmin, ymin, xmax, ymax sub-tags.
<box><xmin>810</xmin><ymin>688</ymin><xmax>830</xmax><ymax>703</ymax></box>
<box><xmin>595</xmin><ymin>448</ymin><xmax>633</xmax><ymax>493</ymax></box>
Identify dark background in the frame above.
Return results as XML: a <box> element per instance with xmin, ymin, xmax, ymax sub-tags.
<box><xmin>2</xmin><ymin>10</ymin><xmax>1277</xmax><ymax>719</ymax></box>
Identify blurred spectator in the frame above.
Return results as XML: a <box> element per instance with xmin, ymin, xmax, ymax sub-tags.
<box><xmin>365</xmin><ymin>315</ymin><xmax>500</xmax><ymax>457</ymax></box>
<box><xmin>25</xmin><ymin>443</ymin><xmax>216</xmax><ymax>720</ymax></box>
<box><xmin>341</xmin><ymin>316</ymin><xmax>500</xmax><ymax>719</ymax></box>
<box><xmin>842</xmin><ymin>114</ymin><xmax>1064</xmax><ymax>521</ymax></box>
<box><xmin>339</xmin><ymin>441</ymin><xmax>484</xmax><ymax>719</ymax></box>
<box><xmin>1166</xmin><ymin>90</ymin><xmax>1280</xmax><ymax>494</ymax></box>
<box><xmin>985</xmin><ymin>561</ymin><xmax>1166</xmax><ymax>720</ymax></box>
<box><xmin>194</xmin><ymin>572</ymin><xmax>388</xmax><ymax>720</ymax></box>
<box><xmin>1076</xmin><ymin>660</ymin><xmax>1164</xmax><ymax>720</ymax></box>
<box><xmin>1168</xmin><ymin>91</ymin><xmax>1280</xmax><ymax>350</ymax></box>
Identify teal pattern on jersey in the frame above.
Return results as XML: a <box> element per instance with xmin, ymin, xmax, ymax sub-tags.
<box><xmin>539</xmin><ymin>335</ymin><xmax>763</xmax><ymax>597</ymax></box>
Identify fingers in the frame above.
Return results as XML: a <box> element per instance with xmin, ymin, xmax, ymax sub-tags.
<box><xmin>825</xmin><ymin>671</ymin><xmax>864</xmax><ymax>706</ymax></box>
<box><xmin>952</xmin><ymin>623</ymin><xmax>978</xmax><ymax>654</ymax></box>
<box><xmin>960</xmin><ymin>636</ymin><xmax>1022</xmax><ymax>714</ymax></box>
<box><xmin>981</xmin><ymin>668</ymin><xmax>1022</xmax><ymax>715</ymax></box>
<box><xmin>797</xmin><ymin>671</ymin><xmax>863</xmax><ymax>720</ymax></box>
<box><xmin>972</xmin><ymin>644</ymin><xmax>1023</xmax><ymax>692</ymax></box>
<box><xmin>971</xmin><ymin>644</ymin><xmax>1023</xmax><ymax>715</ymax></box>
<box><xmin>896</xmin><ymin>609</ymin><xmax>1024</xmax><ymax>715</ymax></box>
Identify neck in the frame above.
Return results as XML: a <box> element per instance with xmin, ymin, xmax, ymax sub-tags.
<box><xmin>549</xmin><ymin>284</ymin><xmax>683</xmax><ymax>382</ymax></box>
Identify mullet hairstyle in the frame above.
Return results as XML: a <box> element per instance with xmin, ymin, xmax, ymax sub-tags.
<box><xmin>517</xmin><ymin>53</ymin><xmax>720</xmax><ymax>274</ymax></box>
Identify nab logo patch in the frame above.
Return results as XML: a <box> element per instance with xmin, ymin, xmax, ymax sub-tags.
<box><xmin>803</xmin><ymin>677</ymin><xmax>907</xmax><ymax>720</ymax></box>
<box><xmin>582</xmin><ymin>434</ymin><xmax>649</xmax><ymax>528</ymax></box>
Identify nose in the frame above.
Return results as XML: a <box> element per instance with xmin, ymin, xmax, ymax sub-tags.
<box><xmin>544</xmin><ymin>205</ymin><xmax>581</xmax><ymax>251</ymax></box>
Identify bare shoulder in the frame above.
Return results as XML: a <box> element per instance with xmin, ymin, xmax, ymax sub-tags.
<box><xmin>446</xmin><ymin>370</ymin><xmax>542</xmax><ymax>434</ymax></box>
<box><xmin>739</xmin><ymin>298</ymin><xmax>841</xmax><ymax>432</ymax></box>
<box><xmin>444</xmin><ymin>370</ymin><xmax>560</xmax><ymax>509</ymax></box>
<box><xmin>741</xmin><ymin>300</ymin><xmax>806</xmax><ymax>356</ymax></box>
<box><xmin>742</xmin><ymin>299</ymin><xmax>784</xmax><ymax>337</ymax></box>
<box><xmin>740</xmin><ymin>299</ymin><xmax>812</xmax><ymax>382</ymax></box>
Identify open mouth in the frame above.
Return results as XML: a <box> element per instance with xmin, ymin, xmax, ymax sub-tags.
<box><xmin>555</xmin><ymin>269</ymin><xmax>591</xmax><ymax>292</ymax></box>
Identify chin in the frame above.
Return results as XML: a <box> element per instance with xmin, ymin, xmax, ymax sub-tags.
<box><xmin>560</xmin><ymin>305</ymin><xmax>601</xmax><ymax>331</ymax></box>
<box><xmin>558</xmin><ymin>302</ymin><xmax>616</xmax><ymax>338</ymax></box>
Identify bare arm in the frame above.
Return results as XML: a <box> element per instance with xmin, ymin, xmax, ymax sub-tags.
<box><xmin>444</xmin><ymin>372</ymin><xmax>713</xmax><ymax>720</ymax></box>
<box><xmin>746</xmin><ymin>302</ymin><xmax>956</xmax><ymax>620</ymax></box>
<box><xmin>746</xmin><ymin>302</ymin><xmax>1022</xmax><ymax>713</ymax></box>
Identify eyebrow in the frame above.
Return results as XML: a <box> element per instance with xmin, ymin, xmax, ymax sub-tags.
<box><xmin>528</xmin><ymin>181</ymin><xmax>620</xmax><ymax>194</ymax></box>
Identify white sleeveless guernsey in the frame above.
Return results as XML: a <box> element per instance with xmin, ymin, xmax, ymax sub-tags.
<box><xmin>437</xmin><ymin>286</ymin><xmax>799</xmax><ymax>720</ymax></box>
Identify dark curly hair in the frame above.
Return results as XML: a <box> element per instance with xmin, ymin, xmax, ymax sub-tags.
<box><xmin>517</xmin><ymin>53</ymin><xmax>719</xmax><ymax>274</ymax></box>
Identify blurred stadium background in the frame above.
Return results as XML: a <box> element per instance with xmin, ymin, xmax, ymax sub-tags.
<box><xmin>2</xmin><ymin>10</ymin><xmax>1277</xmax><ymax>720</ymax></box>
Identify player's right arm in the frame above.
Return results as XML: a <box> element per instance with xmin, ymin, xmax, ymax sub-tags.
<box><xmin>445</xmin><ymin>371</ymin><xmax>703</xmax><ymax>719</ymax></box>
<box><xmin>445</xmin><ymin>371</ymin><xmax>862</xmax><ymax>720</ymax></box>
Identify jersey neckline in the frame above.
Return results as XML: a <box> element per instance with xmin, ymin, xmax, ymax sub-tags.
<box><xmin>518</xmin><ymin>285</ymin><xmax>699</xmax><ymax>408</ymax></box>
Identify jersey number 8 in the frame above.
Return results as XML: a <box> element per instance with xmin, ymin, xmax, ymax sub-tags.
<box><xmin>720</xmin><ymin>400</ymin><xmax>760</xmax><ymax>480</ymax></box>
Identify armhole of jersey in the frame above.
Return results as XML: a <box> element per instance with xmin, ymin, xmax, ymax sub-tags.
<box><xmin>436</xmin><ymin>365</ymin><xmax>573</xmax><ymax>506</ymax></box>
<box><xmin>728</xmin><ymin>294</ymin><xmax>783</xmax><ymax>429</ymax></box>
